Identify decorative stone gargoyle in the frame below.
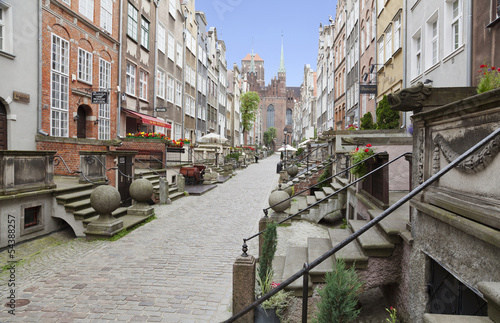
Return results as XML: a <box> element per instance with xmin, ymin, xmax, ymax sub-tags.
<box><xmin>387</xmin><ymin>82</ymin><xmax>432</xmax><ymax>112</ymax></box>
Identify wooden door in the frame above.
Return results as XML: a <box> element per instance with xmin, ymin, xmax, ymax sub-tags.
<box><xmin>0</xmin><ymin>102</ymin><xmax>7</xmax><ymax>150</ymax></box>
<box><xmin>77</xmin><ymin>106</ymin><xmax>87</xmax><ymax>138</ymax></box>
<box><xmin>117</xmin><ymin>155</ymin><xmax>133</xmax><ymax>206</ymax></box>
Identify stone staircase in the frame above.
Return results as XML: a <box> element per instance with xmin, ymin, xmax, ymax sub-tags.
<box><xmin>140</xmin><ymin>170</ymin><xmax>187</xmax><ymax>202</ymax></box>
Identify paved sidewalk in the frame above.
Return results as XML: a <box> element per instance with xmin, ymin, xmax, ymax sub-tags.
<box><xmin>0</xmin><ymin>154</ymin><xmax>280</xmax><ymax>323</ymax></box>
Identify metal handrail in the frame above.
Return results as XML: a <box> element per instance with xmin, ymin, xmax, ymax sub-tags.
<box><xmin>280</xmin><ymin>156</ymin><xmax>337</xmax><ymax>191</ymax></box>
<box><xmin>149</xmin><ymin>155</ymin><xmax>182</xmax><ymax>175</ymax></box>
<box><xmin>225</xmin><ymin>127</ymin><xmax>500</xmax><ymax>323</ymax></box>
<box><xmin>264</xmin><ymin>151</ymin><xmax>387</xmax><ymax>216</ymax></box>
<box><xmin>52</xmin><ymin>156</ymin><xmax>107</xmax><ymax>185</ymax></box>
<box><xmin>283</xmin><ymin>144</ymin><xmax>326</xmax><ymax>171</ymax></box>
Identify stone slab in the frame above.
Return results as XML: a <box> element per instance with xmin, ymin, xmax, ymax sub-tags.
<box><xmin>328</xmin><ymin>228</ymin><xmax>368</xmax><ymax>269</ymax></box>
<box><xmin>349</xmin><ymin>220</ymin><xmax>394</xmax><ymax>257</ymax></box>
<box><xmin>308</xmin><ymin>237</ymin><xmax>334</xmax><ymax>283</ymax></box>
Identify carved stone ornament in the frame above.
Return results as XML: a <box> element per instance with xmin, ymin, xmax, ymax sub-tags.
<box><xmin>433</xmin><ymin>133</ymin><xmax>500</xmax><ymax>174</ymax></box>
<box><xmin>387</xmin><ymin>82</ymin><xmax>432</xmax><ymax>111</ymax></box>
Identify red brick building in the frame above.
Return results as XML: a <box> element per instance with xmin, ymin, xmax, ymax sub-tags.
<box><xmin>38</xmin><ymin>0</ymin><xmax>121</xmax><ymax>175</ymax></box>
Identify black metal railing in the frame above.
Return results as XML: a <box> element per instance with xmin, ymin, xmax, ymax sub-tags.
<box><xmin>52</xmin><ymin>155</ymin><xmax>107</xmax><ymax>185</ymax></box>
<box><xmin>84</xmin><ymin>155</ymin><xmax>137</xmax><ymax>181</ymax></box>
<box><xmin>264</xmin><ymin>151</ymin><xmax>387</xmax><ymax>217</ymax></box>
<box><xmin>225</xmin><ymin>127</ymin><xmax>500</xmax><ymax>323</ymax></box>
<box><xmin>283</xmin><ymin>144</ymin><xmax>327</xmax><ymax>172</ymax></box>
<box><xmin>280</xmin><ymin>156</ymin><xmax>337</xmax><ymax>191</ymax></box>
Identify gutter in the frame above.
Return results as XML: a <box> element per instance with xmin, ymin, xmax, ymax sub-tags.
<box><xmin>117</xmin><ymin>0</ymin><xmax>123</xmax><ymax>137</ymax></box>
<box><xmin>402</xmin><ymin>0</ymin><xmax>407</xmax><ymax>129</ymax></box>
<box><xmin>37</xmin><ymin>0</ymin><xmax>46</xmax><ymax>136</ymax></box>
<box><xmin>466</xmin><ymin>0</ymin><xmax>472</xmax><ymax>86</ymax></box>
<box><xmin>152</xmin><ymin>0</ymin><xmax>159</xmax><ymax>122</ymax></box>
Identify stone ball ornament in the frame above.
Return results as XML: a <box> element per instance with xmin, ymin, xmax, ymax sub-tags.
<box><xmin>90</xmin><ymin>185</ymin><xmax>121</xmax><ymax>215</ymax></box>
<box><xmin>287</xmin><ymin>165</ymin><xmax>299</xmax><ymax>177</ymax></box>
<box><xmin>284</xmin><ymin>181</ymin><xmax>294</xmax><ymax>196</ymax></box>
<box><xmin>129</xmin><ymin>178</ymin><xmax>154</xmax><ymax>203</ymax></box>
<box><xmin>268</xmin><ymin>187</ymin><xmax>291</xmax><ymax>213</ymax></box>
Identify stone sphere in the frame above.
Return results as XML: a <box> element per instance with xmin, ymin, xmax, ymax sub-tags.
<box><xmin>129</xmin><ymin>178</ymin><xmax>154</xmax><ymax>203</ymax></box>
<box><xmin>90</xmin><ymin>185</ymin><xmax>121</xmax><ymax>214</ymax></box>
<box><xmin>287</xmin><ymin>165</ymin><xmax>299</xmax><ymax>177</ymax></box>
<box><xmin>284</xmin><ymin>181</ymin><xmax>294</xmax><ymax>196</ymax></box>
<box><xmin>268</xmin><ymin>189</ymin><xmax>291</xmax><ymax>213</ymax></box>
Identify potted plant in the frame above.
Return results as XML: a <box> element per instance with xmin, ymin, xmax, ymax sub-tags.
<box><xmin>349</xmin><ymin>144</ymin><xmax>375</xmax><ymax>178</ymax></box>
<box><xmin>255</xmin><ymin>222</ymin><xmax>292</xmax><ymax>322</ymax></box>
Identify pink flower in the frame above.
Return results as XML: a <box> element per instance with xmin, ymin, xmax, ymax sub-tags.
<box><xmin>271</xmin><ymin>282</ymin><xmax>280</xmax><ymax>289</ymax></box>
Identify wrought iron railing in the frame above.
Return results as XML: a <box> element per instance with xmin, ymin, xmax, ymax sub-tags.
<box><xmin>52</xmin><ymin>155</ymin><xmax>107</xmax><ymax>185</ymax></box>
<box><xmin>224</xmin><ymin>127</ymin><xmax>500</xmax><ymax>323</ymax></box>
<box><xmin>280</xmin><ymin>156</ymin><xmax>337</xmax><ymax>191</ymax></box>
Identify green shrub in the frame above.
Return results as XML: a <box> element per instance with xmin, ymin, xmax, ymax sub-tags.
<box><xmin>258</xmin><ymin>221</ymin><xmax>278</xmax><ymax>285</ymax></box>
<box><xmin>316</xmin><ymin>165</ymin><xmax>332</xmax><ymax>189</ymax></box>
<box><xmin>360</xmin><ymin>112</ymin><xmax>376</xmax><ymax>130</ymax></box>
<box><xmin>376</xmin><ymin>95</ymin><xmax>400</xmax><ymax>129</ymax></box>
<box><xmin>314</xmin><ymin>259</ymin><xmax>363</xmax><ymax>323</ymax></box>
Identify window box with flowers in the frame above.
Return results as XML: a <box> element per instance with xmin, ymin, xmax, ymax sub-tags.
<box><xmin>349</xmin><ymin>144</ymin><xmax>376</xmax><ymax>178</ymax></box>
<box><xmin>477</xmin><ymin>64</ymin><xmax>500</xmax><ymax>94</ymax></box>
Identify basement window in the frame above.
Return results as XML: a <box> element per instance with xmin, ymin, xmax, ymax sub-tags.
<box><xmin>21</xmin><ymin>204</ymin><xmax>44</xmax><ymax>235</ymax></box>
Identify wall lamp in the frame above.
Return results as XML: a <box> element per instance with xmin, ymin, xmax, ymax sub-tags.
<box><xmin>74</xmin><ymin>115</ymin><xmax>79</xmax><ymax>122</ymax></box>
<box><xmin>94</xmin><ymin>118</ymin><xmax>99</xmax><ymax>125</ymax></box>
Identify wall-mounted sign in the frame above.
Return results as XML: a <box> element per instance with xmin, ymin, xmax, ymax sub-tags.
<box><xmin>155</xmin><ymin>107</ymin><xmax>167</xmax><ymax>112</ymax></box>
<box><xmin>91</xmin><ymin>91</ymin><xmax>109</xmax><ymax>104</ymax></box>
<box><xmin>359</xmin><ymin>84</ymin><xmax>377</xmax><ymax>95</ymax></box>
<box><xmin>13</xmin><ymin>91</ymin><xmax>30</xmax><ymax>103</ymax></box>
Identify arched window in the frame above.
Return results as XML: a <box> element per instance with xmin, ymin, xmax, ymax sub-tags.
<box><xmin>267</xmin><ymin>104</ymin><xmax>275</xmax><ymax>128</ymax></box>
<box><xmin>286</xmin><ymin>109</ymin><xmax>292</xmax><ymax>125</ymax></box>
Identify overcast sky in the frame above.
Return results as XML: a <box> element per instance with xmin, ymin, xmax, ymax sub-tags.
<box><xmin>195</xmin><ymin>0</ymin><xmax>339</xmax><ymax>87</ymax></box>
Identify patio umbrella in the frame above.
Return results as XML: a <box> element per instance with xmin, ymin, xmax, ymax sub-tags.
<box><xmin>198</xmin><ymin>133</ymin><xmax>228</xmax><ymax>143</ymax></box>
<box><xmin>278</xmin><ymin>144</ymin><xmax>297</xmax><ymax>152</ymax></box>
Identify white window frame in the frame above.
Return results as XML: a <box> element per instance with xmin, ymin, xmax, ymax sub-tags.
<box><xmin>141</xmin><ymin>17</ymin><xmax>149</xmax><ymax>50</ymax></box>
<box><xmin>175</xmin><ymin>80</ymin><xmax>182</xmax><ymax>106</ymax></box>
<box><xmin>126</xmin><ymin>61</ymin><xmax>136</xmax><ymax>96</ymax></box>
<box><xmin>0</xmin><ymin>7</ymin><xmax>4</xmax><ymax>52</ymax></box>
<box><xmin>127</xmin><ymin>3</ymin><xmax>138</xmax><ymax>41</ymax></box>
<box><xmin>167</xmin><ymin>75</ymin><xmax>174</xmax><ymax>103</ymax></box>
<box><xmin>168</xmin><ymin>32</ymin><xmax>175</xmax><ymax>61</ymax></box>
<box><xmin>377</xmin><ymin>36</ymin><xmax>384</xmax><ymax>68</ymax></box>
<box><xmin>158</xmin><ymin>23</ymin><xmax>166</xmax><ymax>53</ymax></box>
<box><xmin>99</xmin><ymin>58</ymin><xmax>111</xmax><ymax>140</ymax></box>
<box><xmin>0</xmin><ymin>4</ymin><xmax>12</xmax><ymax>53</ymax></box>
<box><xmin>450</xmin><ymin>0</ymin><xmax>462</xmax><ymax>52</ymax></box>
<box><xmin>156</xmin><ymin>69</ymin><xmax>165</xmax><ymax>99</ymax></box>
<box><xmin>393</xmin><ymin>13</ymin><xmax>401</xmax><ymax>53</ymax></box>
<box><xmin>385</xmin><ymin>25</ymin><xmax>392</xmax><ymax>62</ymax></box>
<box><xmin>100</xmin><ymin>0</ymin><xmax>113</xmax><ymax>34</ymax></box>
<box><xmin>412</xmin><ymin>30</ymin><xmax>422</xmax><ymax>78</ymax></box>
<box><xmin>79</xmin><ymin>0</ymin><xmax>94</xmax><ymax>21</ymax></box>
<box><xmin>197</xmin><ymin>73</ymin><xmax>202</xmax><ymax>92</ymax></box>
<box><xmin>176</xmin><ymin>42</ymin><xmax>183</xmax><ymax>68</ymax></box>
<box><xmin>139</xmin><ymin>69</ymin><xmax>148</xmax><ymax>101</ymax></box>
<box><xmin>78</xmin><ymin>48</ymin><xmax>93</xmax><ymax>84</ymax></box>
<box><xmin>431</xmin><ymin>20</ymin><xmax>438</xmax><ymax>66</ymax></box>
<box><xmin>169</xmin><ymin>0</ymin><xmax>177</xmax><ymax>18</ymax></box>
<box><xmin>175</xmin><ymin>123</ymin><xmax>182</xmax><ymax>140</ymax></box>
<box><xmin>198</xmin><ymin>45</ymin><xmax>203</xmax><ymax>62</ymax></box>
<box><xmin>51</xmin><ymin>34</ymin><xmax>70</xmax><ymax>137</ymax></box>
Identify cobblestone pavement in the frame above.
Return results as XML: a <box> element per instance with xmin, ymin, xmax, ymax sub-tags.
<box><xmin>0</xmin><ymin>154</ymin><xmax>280</xmax><ymax>323</ymax></box>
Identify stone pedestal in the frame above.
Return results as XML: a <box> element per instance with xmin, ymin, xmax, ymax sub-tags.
<box><xmin>159</xmin><ymin>177</ymin><xmax>172</xmax><ymax>205</ymax></box>
<box><xmin>177</xmin><ymin>174</ymin><xmax>185</xmax><ymax>192</ymax></box>
<box><xmin>232</xmin><ymin>255</ymin><xmax>256</xmax><ymax>323</ymax></box>
<box><xmin>127</xmin><ymin>178</ymin><xmax>154</xmax><ymax>217</ymax></box>
<box><xmin>259</xmin><ymin>217</ymin><xmax>272</xmax><ymax>258</ymax></box>
<box><xmin>85</xmin><ymin>185</ymin><xmax>123</xmax><ymax>240</ymax></box>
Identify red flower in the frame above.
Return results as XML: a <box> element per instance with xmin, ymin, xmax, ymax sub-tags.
<box><xmin>497</xmin><ymin>68</ymin><xmax>500</xmax><ymax>72</ymax></box>
<box><xmin>366</xmin><ymin>144</ymin><xmax>372</xmax><ymax>147</ymax></box>
<box><xmin>492</xmin><ymin>66</ymin><xmax>497</xmax><ymax>70</ymax></box>
<box><xmin>355</xmin><ymin>147</ymin><xmax>359</xmax><ymax>152</ymax></box>
<box><xmin>480</xmin><ymin>64</ymin><xmax>487</xmax><ymax>68</ymax></box>
<box><xmin>390</xmin><ymin>306</ymin><xmax>394</xmax><ymax>310</ymax></box>
<box><xmin>364</xmin><ymin>148</ymin><xmax>370</xmax><ymax>153</ymax></box>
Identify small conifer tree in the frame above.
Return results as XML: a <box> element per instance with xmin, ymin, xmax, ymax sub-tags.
<box><xmin>314</xmin><ymin>259</ymin><xmax>363</xmax><ymax>323</ymax></box>
<box><xmin>360</xmin><ymin>112</ymin><xmax>376</xmax><ymax>130</ymax></box>
<box><xmin>258</xmin><ymin>221</ymin><xmax>278</xmax><ymax>285</ymax></box>
<box><xmin>376</xmin><ymin>95</ymin><xmax>400</xmax><ymax>129</ymax></box>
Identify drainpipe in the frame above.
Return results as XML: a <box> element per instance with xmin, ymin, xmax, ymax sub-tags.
<box><xmin>153</xmin><ymin>0</ymin><xmax>159</xmax><ymax>123</ymax></box>
<box><xmin>401</xmin><ymin>0</ymin><xmax>407</xmax><ymax>129</ymax></box>
<box><xmin>117</xmin><ymin>0</ymin><xmax>124</xmax><ymax>137</ymax></box>
<box><xmin>37</xmin><ymin>0</ymin><xmax>44</xmax><ymax>137</ymax></box>
<box><xmin>466</xmin><ymin>0</ymin><xmax>472</xmax><ymax>86</ymax></box>
<box><xmin>181</xmin><ymin>9</ymin><xmax>187</xmax><ymax>139</ymax></box>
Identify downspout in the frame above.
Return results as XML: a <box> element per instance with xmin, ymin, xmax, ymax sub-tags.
<box><xmin>401</xmin><ymin>0</ymin><xmax>407</xmax><ymax>129</ymax></box>
<box><xmin>153</xmin><ymin>0</ymin><xmax>159</xmax><ymax>123</ymax></box>
<box><xmin>37</xmin><ymin>0</ymin><xmax>44</xmax><ymax>136</ymax></box>
<box><xmin>181</xmin><ymin>11</ymin><xmax>186</xmax><ymax>139</ymax></box>
<box><xmin>117</xmin><ymin>0</ymin><xmax>124</xmax><ymax>137</ymax></box>
<box><xmin>466</xmin><ymin>0</ymin><xmax>472</xmax><ymax>86</ymax></box>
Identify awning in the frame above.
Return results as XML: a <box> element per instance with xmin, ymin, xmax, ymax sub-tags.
<box><xmin>123</xmin><ymin>108</ymin><xmax>171</xmax><ymax>129</ymax></box>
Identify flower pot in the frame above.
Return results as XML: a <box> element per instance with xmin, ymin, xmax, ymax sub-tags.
<box><xmin>254</xmin><ymin>305</ymin><xmax>280</xmax><ymax>323</ymax></box>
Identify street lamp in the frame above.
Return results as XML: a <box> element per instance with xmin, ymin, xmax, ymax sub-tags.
<box><xmin>283</xmin><ymin>129</ymin><xmax>288</xmax><ymax>168</ymax></box>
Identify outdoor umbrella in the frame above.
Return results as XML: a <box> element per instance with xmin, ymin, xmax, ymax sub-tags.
<box><xmin>198</xmin><ymin>133</ymin><xmax>228</xmax><ymax>143</ymax></box>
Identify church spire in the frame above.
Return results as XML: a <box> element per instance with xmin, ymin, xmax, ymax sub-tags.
<box><xmin>250</xmin><ymin>49</ymin><xmax>256</xmax><ymax>73</ymax></box>
<box><xmin>278</xmin><ymin>33</ymin><xmax>286</xmax><ymax>73</ymax></box>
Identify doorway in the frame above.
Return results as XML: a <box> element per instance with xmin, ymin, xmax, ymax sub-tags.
<box><xmin>77</xmin><ymin>105</ymin><xmax>87</xmax><ymax>138</ymax></box>
<box><xmin>0</xmin><ymin>101</ymin><xmax>7</xmax><ymax>150</ymax></box>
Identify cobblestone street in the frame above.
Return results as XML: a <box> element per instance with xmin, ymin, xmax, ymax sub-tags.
<box><xmin>0</xmin><ymin>154</ymin><xmax>280</xmax><ymax>322</ymax></box>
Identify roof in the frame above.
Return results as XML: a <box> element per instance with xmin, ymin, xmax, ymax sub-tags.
<box><xmin>242</xmin><ymin>53</ymin><xmax>264</xmax><ymax>62</ymax></box>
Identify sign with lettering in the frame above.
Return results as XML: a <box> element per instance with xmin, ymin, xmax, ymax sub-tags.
<box><xmin>359</xmin><ymin>84</ymin><xmax>377</xmax><ymax>95</ymax></box>
<box><xmin>13</xmin><ymin>91</ymin><xmax>30</xmax><ymax>103</ymax></box>
<box><xmin>91</xmin><ymin>91</ymin><xmax>109</xmax><ymax>104</ymax></box>
<box><xmin>155</xmin><ymin>107</ymin><xmax>167</xmax><ymax>112</ymax></box>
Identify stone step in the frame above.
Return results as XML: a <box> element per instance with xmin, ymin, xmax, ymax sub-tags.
<box><xmin>170</xmin><ymin>191</ymin><xmax>186</xmax><ymax>201</ymax></box>
<box><xmin>308</xmin><ymin>237</ymin><xmax>335</xmax><ymax>283</ymax></box>
<box><xmin>367</xmin><ymin>203</ymin><xmax>410</xmax><ymax>244</ymax></box>
<box><xmin>322</xmin><ymin>186</ymin><xmax>335</xmax><ymax>196</ymax></box>
<box><xmin>55</xmin><ymin>189</ymin><xmax>94</xmax><ymax>205</ymax></box>
<box><xmin>295</xmin><ymin>196</ymin><xmax>308</xmax><ymax>212</ymax></box>
<box><xmin>73</xmin><ymin>207</ymin><xmax>98</xmax><ymax>220</ymax></box>
<box><xmin>272</xmin><ymin>256</ymin><xmax>286</xmax><ymax>284</ymax></box>
<box><xmin>478</xmin><ymin>282</ymin><xmax>500</xmax><ymax>323</ymax></box>
<box><xmin>82</xmin><ymin>207</ymin><xmax>129</xmax><ymax>225</ymax></box>
<box><xmin>423</xmin><ymin>314</ymin><xmax>493</xmax><ymax>323</ymax></box>
<box><xmin>349</xmin><ymin>220</ymin><xmax>394</xmax><ymax>257</ymax></box>
<box><xmin>53</xmin><ymin>182</ymin><xmax>95</xmax><ymax>196</ymax></box>
<box><xmin>331</xmin><ymin>181</ymin><xmax>344</xmax><ymax>191</ymax></box>
<box><xmin>328</xmin><ymin>228</ymin><xmax>368</xmax><ymax>269</ymax></box>
<box><xmin>282</xmin><ymin>246</ymin><xmax>312</xmax><ymax>296</ymax></box>
<box><xmin>314</xmin><ymin>190</ymin><xmax>327</xmax><ymax>201</ymax></box>
<box><xmin>306</xmin><ymin>195</ymin><xmax>317</xmax><ymax>207</ymax></box>
<box><xmin>64</xmin><ymin>198</ymin><xmax>92</xmax><ymax>212</ymax></box>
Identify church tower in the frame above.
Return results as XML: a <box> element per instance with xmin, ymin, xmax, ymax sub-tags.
<box><xmin>277</xmin><ymin>34</ymin><xmax>287</xmax><ymax>97</ymax></box>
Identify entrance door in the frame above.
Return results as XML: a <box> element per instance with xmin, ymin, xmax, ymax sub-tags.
<box><xmin>0</xmin><ymin>102</ymin><xmax>7</xmax><ymax>150</ymax></box>
<box><xmin>77</xmin><ymin>106</ymin><xmax>87</xmax><ymax>138</ymax></box>
<box><xmin>117</xmin><ymin>155</ymin><xmax>133</xmax><ymax>206</ymax></box>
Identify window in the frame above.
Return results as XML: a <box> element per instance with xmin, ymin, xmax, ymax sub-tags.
<box><xmin>191</xmin><ymin>67</ymin><xmax>196</xmax><ymax>87</ymax></box>
<box><xmin>414</xmin><ymin>32</ymin><xmax>422</xmax><ymax>76</ymax></box>
<box><xmin>385</xmin><ymin>25</ymin><xmax>392</xmax><ymax>62</ymax></box>
<box><xmin>99</xmin><ymin>59</ymin><xmax>111</xmax><ymax>140</ymax></box>
<box><xmin>198</xmin><ymin>45</ymin><xmax>203</xmax><ymax>62</ymax></box>
<box><xmin>51</xmin><ymin>34</ymin><xmax>69</xmax><ymax>137</ymax></box>
<box><xmin>176</xmin><ymin>42</ymin><xmax>183</xmax><ymax>67</ymax></box>
<box><xmin>175</xmin><ymin>80</ymin><xmax>182</xmax><ymax>106</ymax></box>
<box><xmin>372</xmin><ymin>10</ymin><xmax>376</xmax><ymax>40</ymax></box>
<box><xmin>286</xmin><ymin>109</ymin><xmax>292</xmax><ymax>125</ymax></box>
<box><xmin>156</xmin><ymin>69</ymin><xmax>165</xmax><ymax>99</ymax></box>
<box><xmin>158</xmin><ymin>24</ymin><xmax>166</xmax><ymax>53</ymax></box>
<box><xmin>393</xmin><ymin>13</ymin><xmax>401</xmax><ymax>52</ymax></box>
<box><xmin>431</xmin><ymin>20</ymin><xmax>438</xmax><ymax>65</ymax></box>
<box><xmin>168</xmin><ymin>32</ymin><xmax>175</xmax><ymax>61</ymax></box>
<box><xmin>266</xmin><ymin>105</ymin><xmax>275</xmax><ymax>128</ymax></box>
<box><xmin>175</xmin><ymin>123</ymin><xmax>182</xmax><ymax>140</ymax></box>
<box><xmin>0</xmin><ymin>7</ymin><xmax>4</xmax><ymax>51</ymax></box>
<box><xmin>197</xmin><ymin>73</ymin><xmax>202</xmax><ymax>92</ymax></box>
<box><xmin>127</xmin><ymin>3</ymin><xmax>138</xmax><ymax>41</ymax></box>
<box><xmin>140</xmin><ymin>70</ymin><xmax>148</xmax><ymax>100</ymax></box>
<box><xmin>185</xmin><ymin>95</ymin><xmax>190</xmax><ymax>116</ymax></box>
<box><xmin>79</xmin><ymin>0</ymin><xmax>94</xmax><ymax>21</ymax></box>
<box><xmin>24</xmin><ymin>206</ymin><xmax>41</xmax><ymax>228</ymax></box>
<box><xmin>169</xmin><ymin>0</ymin><xmax>177</xmax><ymax>17</ymax></box>
<box><xmin>167</xmin><ymin>75</ymin><xmax>174</xmax><ymax>103</ymax></box>
<box><xmin>100</xmin><ymin>0</ymin><xmax>113</xmax><ymax>33</ymax></box>
<box><xmin>141</xmin><ymin>17</ymin><xmax>149</xmax><ymax>49</ymax></box>
<box><xmin>378</xmin><ymin>37</ymin><xmax>384</xmax><ymax>67</ymax></box>
<box><xmin>78</xmin><ymin>48</ymin><xmax>92</xmax><ymax>83</ymax></box>
<box><xmin>377</xmin><ymin>0</ymin><xmax>384</xmax><ymax>15</ymax></box>
<box><xmin>361</xmin><ymin>27</ymin><xmax>365</xmax><ymax>53</ymax></box>
<box><xmin>450</xmin><ymin>0</ymin><xmax>461</xmax><ymax>51</ymax></box>
<box><xmin>126</xmin><ymin>62</ymin><xmax>136</xmax><ymax>95</ymax></box>
<box><xmin>186</xmin><ymin>30</ymin><xmax>192</xmax><ymax>52</ymax></box>
<box><xmin>497</xmin><ymin>0</ymin><xmax>500</xmax><ymax>20</ymax></box>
